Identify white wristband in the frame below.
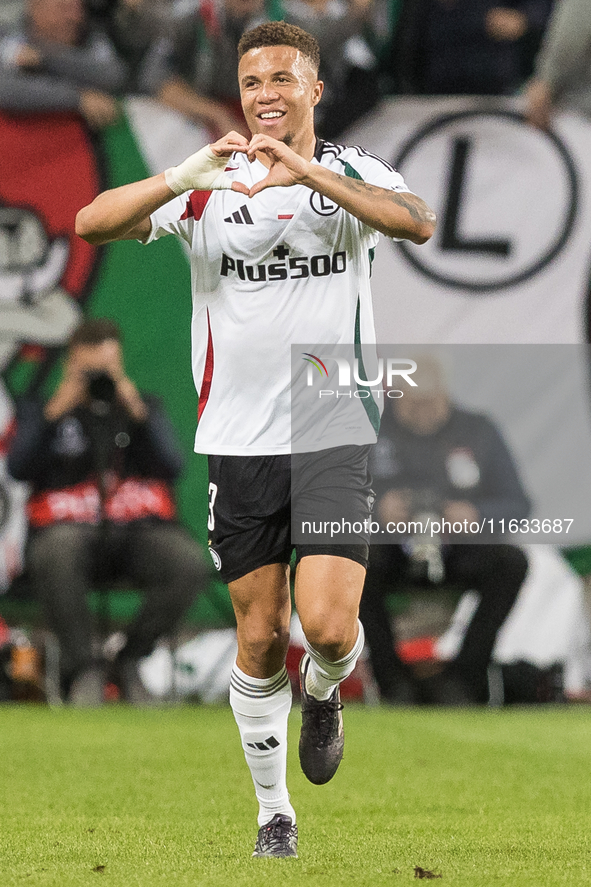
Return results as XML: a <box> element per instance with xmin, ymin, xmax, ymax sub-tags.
<box><xmin>164</xmin><ymin>145</ymin><xmax>234</xmax><ymax>195</ymax></box>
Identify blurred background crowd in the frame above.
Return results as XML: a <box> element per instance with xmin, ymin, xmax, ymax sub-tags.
<box><xmin>0</xmin><ymin>0</ymin><xmax>584</xmax><ymax>141</ymax></box>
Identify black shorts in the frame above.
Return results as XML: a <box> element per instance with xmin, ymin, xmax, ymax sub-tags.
<box><xmin>206</xmin><ymin>445</ymin><xmax>374</xmax><ymax>583</ymax></box>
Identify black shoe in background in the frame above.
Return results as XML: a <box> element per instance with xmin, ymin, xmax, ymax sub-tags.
<box><xmin>500</xmin><ymin>661</ymin><xmax>565</xmax><ymax>704</ymax></box>
<box><xmin>419</xmin><ymin>668</ymin><xmax>477</xmax><ymax>707</ymax></box>
<box><xmin>380</xmin><ymin>668</ymin><xmax>422</xmax><ymax>706</ymax></box>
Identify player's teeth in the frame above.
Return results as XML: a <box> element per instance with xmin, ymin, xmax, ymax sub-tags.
<box><xmin>261</xmin><ymin>112</ymin><xmax>283</xmax><ymax>118</ymax></box>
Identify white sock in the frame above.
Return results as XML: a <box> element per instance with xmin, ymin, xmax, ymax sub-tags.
<box><xmin>303</xmin><ymin>620</ymin><xmax>365</xmax><ymax>701</ymax></box>
<box><xmin>230</xmin><ymin>663</ymin><xmax>296</xmax><ymax>827</ymax></box>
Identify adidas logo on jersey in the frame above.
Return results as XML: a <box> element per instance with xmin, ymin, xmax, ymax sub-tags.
<box><xmin>224</xmin><ymin>205</ymin><xmax>254</xmax><ymax>225</ymax></box>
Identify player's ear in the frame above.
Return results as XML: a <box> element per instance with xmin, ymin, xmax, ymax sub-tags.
<box><xmin>312</xmin><ymin>80</ymin><xmax>324</xmax><ymax>106</ymax></box>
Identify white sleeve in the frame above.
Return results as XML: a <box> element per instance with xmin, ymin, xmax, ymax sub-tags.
<box><xmin>142</xmin><ymin>192</ymin><xmax>194</xmax><ymax>245</ymax></box>
<box><xmin>337</xmin><ymin>147</ymin><xmax>411</xmax><ymax>194</ymax></box>
<box><xmin>338</xmin><ymin>147</ymin><xmax>413</xmax><ymax>241</ymax></box>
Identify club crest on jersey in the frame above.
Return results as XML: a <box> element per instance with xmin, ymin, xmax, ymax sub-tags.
<box><xmin>309</xmin><ymin>192</ymin><xmax>339</xmax><ymax>216</ymax></box>
<box><xmin>220</xmin><ymin>244</ymin><xmax>347</xmax><ymax>282</ymax></box>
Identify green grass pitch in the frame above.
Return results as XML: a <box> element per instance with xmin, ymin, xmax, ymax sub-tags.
<box><xmin>1</xmin><ymin>704</ymin><xmax>589</xmax><ymax>886</ymax></box>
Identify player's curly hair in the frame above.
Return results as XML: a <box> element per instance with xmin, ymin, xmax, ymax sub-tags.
<box><xmin>237</xmin><ymin>22</ymin><xmax>320</xmax><ymax>73</ymax></box>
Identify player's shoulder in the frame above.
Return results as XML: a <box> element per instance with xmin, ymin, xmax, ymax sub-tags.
<box><xmin>314</xmin><ymin>139</ymin><xmax>398</xmax><ymax>178</ymax></box>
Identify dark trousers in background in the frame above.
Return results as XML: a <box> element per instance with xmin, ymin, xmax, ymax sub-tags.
<box><xmin>28</xmin><ymin>520</ymin><xmax>206</xmax><ymax>681</ymax></box>
<box><xmin>360</xmin><ymin>544</ymin><xmax>528</xmax><ymax>701</ymax></box>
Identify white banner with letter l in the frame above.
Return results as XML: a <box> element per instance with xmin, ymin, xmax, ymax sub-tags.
<box><xmin>346</xmin><ymin>97</ymin><xmax>591</xmax><ymax>345</ymax></box>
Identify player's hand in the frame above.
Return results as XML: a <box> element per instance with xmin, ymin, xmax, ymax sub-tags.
<box><xmin>245</xmin><ymin>135</ymin><xmax>312</xmax><ymax>197</ymax></box>
<box><xmin>165</xmin><ymin>135</ymin><xmax>251</xmax><ymax>196</ymax></box>
<box><xmin>210</xmin><ymin>131</ymin><xmax>251</xmax><ymax>194</ymax></box>
<box><xmin>209</xmin><ymin>131</ymin><xmax>250</xmax><ymax>158</ymax></box>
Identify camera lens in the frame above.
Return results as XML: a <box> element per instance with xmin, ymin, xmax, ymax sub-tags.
<box><xmin>86</xmin><ymin>371</ymin><xmax>116</xmax><ymax>403</ymax></box>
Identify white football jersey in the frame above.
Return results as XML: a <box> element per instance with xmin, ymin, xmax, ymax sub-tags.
<box><xmin>145</xmin><ymin>140</ymin><xmax>410</xmax><ymax>455</ymax></box>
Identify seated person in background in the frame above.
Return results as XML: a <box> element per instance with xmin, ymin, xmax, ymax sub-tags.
<box><xmin>7</xmin><ymin>318</ymin><xmax>207</xmax><ymax>706</ymax></box>
<box><xmin>147</xmin><ymin>0</ymin><xmax>267</xmax><ymax>138</ymax></box>
<box><xmin>360</xmin><ymin>354</ymin><xmax>531</xmax><ymax>705</ymax></box>
<box><xmin>382</xmin><ymin>0</ymin><xmax>553</xmax><ymax>96</ymax></box>
<box><xmin>79</xmin><ymin>0</ymin><xmax>246</xmax><ymax>139</ymax></box>
<box><xmin>84</xmin><ymin>0</ymin><xmax>180</xmax><ymax>91</ymax></box>
<box><xmin>0</xmin><ymin>0</ymin><xmax>128</xmax><ymax>128</ymax></box>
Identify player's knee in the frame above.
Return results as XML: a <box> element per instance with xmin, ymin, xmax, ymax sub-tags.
<box><xmin>300</xmin><ymin>616</ymin><xmax>353</xmax><ymax>660</ymax></box>
<box><xmin>238</xmin><ymin>619</ymin><xmax>290</xmax><ymax>662</ymax></box>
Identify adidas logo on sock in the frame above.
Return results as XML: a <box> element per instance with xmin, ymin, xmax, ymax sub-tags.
<box><xmin>247</xmin><ymin>735</ymin><xmax>280</xmax><ymax>750</ymax></box>
<box><xmin>224</xmin><ymin>205</ymin><xmax>254</xmax><ymax>225</ymax></box>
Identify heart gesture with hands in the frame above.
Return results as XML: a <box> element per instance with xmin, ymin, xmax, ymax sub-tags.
<box><xmin>246</xmin><ymin>134</ymin><xmax>312</xmax><ymax>196</ymax></box>
<box><xmin>208</xmin><ymin>132</ymin><xmax>312</xmax><ymax>199</ymax></box>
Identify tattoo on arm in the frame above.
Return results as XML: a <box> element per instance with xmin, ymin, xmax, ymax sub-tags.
<box><xmin>390</xmin><ymin>192</ymin><xmax>425</xmax><ymax>224</ymax></box>
<box><xmin>330</xmin><ymin>172</ymin><xmax>433</xmax><ymax>226</ymax></box>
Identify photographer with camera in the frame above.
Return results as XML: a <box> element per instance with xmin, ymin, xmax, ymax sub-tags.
<box><xmin>360</xmin><ymin>354</ymin><xmax>531</xmax><ymax>706</ymax></box>
<box><xmin>7</xmin><ymin>317</ymin><xmax>207</xmax><ymax>705</ymax></box>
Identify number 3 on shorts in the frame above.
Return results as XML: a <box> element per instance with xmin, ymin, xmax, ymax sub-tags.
<box><xmin>207</xmin><ymin>482</ymin><xmax>218</xmax><ymax>531</ymax></box>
